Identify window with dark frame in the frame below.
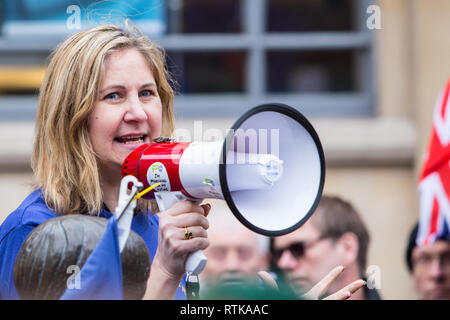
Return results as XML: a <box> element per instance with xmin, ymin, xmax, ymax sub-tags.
<box><xmin>0</xmin><ymin>0</ymin><xmax>374</xmax><ymax>120</ymax></box>
<box><xmin>165</xmin><ymin>0</ymin><xmax>373</xmax><ymax>117</ymax></box>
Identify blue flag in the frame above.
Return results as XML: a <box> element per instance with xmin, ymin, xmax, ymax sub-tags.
<box><xmin>61</xmin><ymin>215</ymin><xmax>124</xmax><ymax>300</ymax></box>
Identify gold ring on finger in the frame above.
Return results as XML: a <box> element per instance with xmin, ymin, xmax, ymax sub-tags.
<box><xmin>184</xmin><ymin>226</ymin><xmax>193</xmax><ymax>240</ymax></box>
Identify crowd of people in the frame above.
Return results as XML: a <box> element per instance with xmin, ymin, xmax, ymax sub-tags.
<box><xmin>0</xmin><ymin>21</ymin><xmax>448</xmax><ymax>300</ymax></box>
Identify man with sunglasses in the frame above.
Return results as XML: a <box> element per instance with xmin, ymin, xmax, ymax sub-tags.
<box><xmin>271</xmin><ymin>195</ymin><xmax>380</xmax><ymax>300</ymax></box>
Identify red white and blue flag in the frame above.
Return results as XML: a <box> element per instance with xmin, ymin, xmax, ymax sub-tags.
<box><xmin>417</xmin><ymin>78</ymin><xmax>450</xmax><ymax>246</ymax></box>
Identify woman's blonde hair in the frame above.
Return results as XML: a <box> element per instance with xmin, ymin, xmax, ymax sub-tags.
<box><xmin>32</xmin><ymin>21</ymin><xmax>175</xmax><ymax>215</ymax></box>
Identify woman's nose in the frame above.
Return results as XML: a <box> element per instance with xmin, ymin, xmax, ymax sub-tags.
<box><xmin>123</xmin><ymin>94</ymin><xmax>148</xmax><ymax>122</ymax></box>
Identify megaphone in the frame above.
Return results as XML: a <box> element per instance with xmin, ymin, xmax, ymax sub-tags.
<box><xmin>122</xmin><ymin>103</ymin><xmax>325</xmax><ymax>275</ymax></box>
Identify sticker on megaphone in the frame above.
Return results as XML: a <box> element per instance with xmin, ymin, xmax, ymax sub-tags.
<box><xmin>147</xmin><ymin>162</ymin><xmax>171</xmax><ymax>192</ymax></box>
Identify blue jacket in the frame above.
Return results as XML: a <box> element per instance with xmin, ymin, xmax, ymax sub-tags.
<box><xmin>0</xmin><ymin>189</ymin><xmax>186</xmax><ymax>300</ymax></box>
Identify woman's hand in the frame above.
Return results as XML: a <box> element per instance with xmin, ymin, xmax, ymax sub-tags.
<box><xmin>153</xmin><ymin>200</ymin><xmax>211</xmax><ymax>280</ymax></box>
<box><xmin>144</xmin><ymin>200</ymin><xmax>211</xmax><ymax>300</ymax></box>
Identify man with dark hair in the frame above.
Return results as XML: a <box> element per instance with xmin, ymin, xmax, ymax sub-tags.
<box><xmin>271</xmin><ymin>195</ymin><xmax>380</xmax><ymax>300</ymax></box>
<box><xmin>406</xmin><ymin>222</ymin><xmax>450</xmax><ymax>299</ymax></box>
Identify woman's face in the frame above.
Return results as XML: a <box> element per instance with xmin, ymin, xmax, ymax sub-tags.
<box><xmin>88</xmin><ymin>48</ymin><xmax>162</xmax><ymax>177</ymax></box>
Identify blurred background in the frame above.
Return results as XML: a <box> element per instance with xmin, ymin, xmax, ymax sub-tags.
<box><xmin>0</xmin><ymin>0</ymin><xmax>449</xmax><ymax>299</ymax></box>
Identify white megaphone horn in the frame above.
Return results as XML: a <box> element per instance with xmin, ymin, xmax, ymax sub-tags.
<box><xmin>121</xmin><ymin>103</ymin><xmax>325</xmax><ymax>275</ymax></box>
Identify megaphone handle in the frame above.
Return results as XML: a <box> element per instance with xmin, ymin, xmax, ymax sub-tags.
<box><xmin>154</xmin><ymin>191</ymin><xmax>208</xmax><ymax>276</ymax></box>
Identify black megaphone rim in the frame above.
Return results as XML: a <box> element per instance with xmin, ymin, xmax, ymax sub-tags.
<box><xmin>219</xmin><ymin>103</ymin><xmax>326</xmax><ymax>237</ymax></box>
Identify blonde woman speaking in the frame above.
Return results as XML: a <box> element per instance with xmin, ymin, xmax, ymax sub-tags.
<box><xmin>0</xmin><ymin>22</ymin><xmax>210</xmax><ymax>300</ymax></box>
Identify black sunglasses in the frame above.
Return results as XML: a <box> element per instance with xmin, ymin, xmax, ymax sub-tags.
<box><xmin>272</xmin><ymin>236</ymin><xmax>329</xmax><ymax>262</ymax></box>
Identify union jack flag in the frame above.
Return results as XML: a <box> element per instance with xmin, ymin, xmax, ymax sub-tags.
<box><xmin>417</xmin><ymin>78</ymin><xmax>450</xmax><ymax>246</ymax></box>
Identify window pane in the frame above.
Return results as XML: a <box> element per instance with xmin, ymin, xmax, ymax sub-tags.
<box><xmin>267</xmin><ymin>50</ymin><xmax>356</xmax><ymax>93</ymax></box>
<box><xmin>267</xmin><ymin>0</ymin><xmax>356</xmax><ymax>32</ymax></box>
<box><xmin>167</xmin><ymin>0</ymin><xmax>241</xmax><ymax>34</ymax></box>
<box><xmin>167</xmin><ymin>51</ymin><xmax>245</xmax><ymax>93</ymax></box>
<box><xmin>1</xmin><ymin>0</ymin><xmax>166</xmax><ymax>36</ymax></box>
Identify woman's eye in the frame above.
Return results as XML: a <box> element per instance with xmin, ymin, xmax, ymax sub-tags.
<box><xmin>104</xmin><ymin>92</ymin><xmax>120</xmax><ymax>100</ymax></box>
<box><xmin>139</xmin><ymin>89</ymin><xmax>155</xmax><ymax>97</ymax></box>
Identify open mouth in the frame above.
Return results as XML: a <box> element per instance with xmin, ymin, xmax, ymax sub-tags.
<box><xmin>114</xmin><ymin>135</ymin><xmax>147</xmax><ymax>144</ymax></box>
